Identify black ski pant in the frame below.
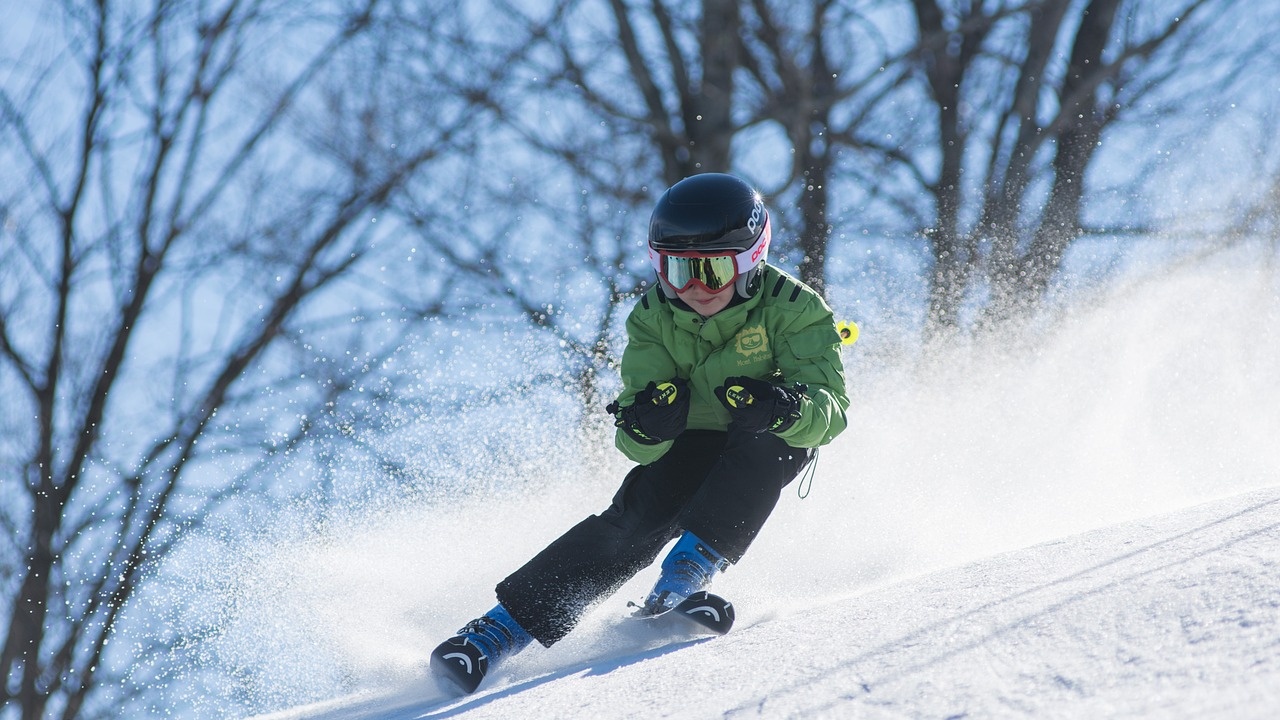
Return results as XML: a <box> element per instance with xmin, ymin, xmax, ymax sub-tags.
<box><xmin>495</xmin><ymin>429</ymin><xmax>813</xmax><ymax>646</ymax></box>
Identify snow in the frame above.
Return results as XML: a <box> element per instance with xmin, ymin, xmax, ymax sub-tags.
<box><xmin>228</xmin><ymin>251</ymin><xmax>1280</xmax><ymax>720</ymax></box>
<box><xmin>251</xmin><ymin>487</ymin><xmax>1280</xmax><ymax>719</ymax></box>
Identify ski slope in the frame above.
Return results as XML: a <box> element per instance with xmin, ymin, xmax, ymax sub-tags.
<box><xmin>253</xmin><ymin>487</ymin><xmax>1280</xmax><ymax>719</ymax></box>
<box><xmin>215</xmin><ymin>251</ymin><xmax>1280</xmax><ymax>720</ymax></box>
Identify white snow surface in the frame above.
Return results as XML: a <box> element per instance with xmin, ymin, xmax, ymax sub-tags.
<box><xmin>251</xmin><ymin>488</ymin><xmax>1280</xmax><ymax>720</ymax></box>
<box><xmin>209</xmin><ymin>252</ymin><xmax>1280</xmax><ymax>720</ymax></box>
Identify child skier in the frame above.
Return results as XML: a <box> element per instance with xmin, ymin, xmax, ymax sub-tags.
<box><xmin>430</xmin><ymin>172</ymin><xmax>850</xmax><ymax>693</ymax></box>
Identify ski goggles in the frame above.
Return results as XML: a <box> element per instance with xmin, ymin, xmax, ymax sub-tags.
<box><xmin>650</xmin><ymin>221</ymin><xmax>771</xmax><ymax>294</ymax></box>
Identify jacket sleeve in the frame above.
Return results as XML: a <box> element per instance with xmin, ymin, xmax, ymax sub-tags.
<box><xmin>771</xmin><ymin>293</ymin><xmax>849</xmax><ymax>448</ymax></box>
<box><xmin>613</xmin><ymin>293</ymin><xmax>680</xmax><ymax>465</ymax></box>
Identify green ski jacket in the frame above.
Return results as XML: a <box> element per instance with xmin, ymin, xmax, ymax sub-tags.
<box><xmin>613</xmin><ymin>264</ymin><xmax>850</xmax><ymax>465</ymax></box>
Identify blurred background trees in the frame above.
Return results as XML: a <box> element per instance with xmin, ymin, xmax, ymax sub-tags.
<box><xmin>0</xmin><ymin>1</ymin><xmax>480</xmax><ymax>715</ymax></box>
<box><xmin>2</xmin><ymin>0</ymin><xmax>1277</xmax><ymax>716</ymax></box>
<box><xmin>486</xmin><ymin>0</ymin><xmax>1274</xmax><ymax>339</ymax></box>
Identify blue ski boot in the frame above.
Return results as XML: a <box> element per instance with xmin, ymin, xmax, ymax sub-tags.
<box><xmin>430</xmin><ymin>602</ymin><xmax>533</xmax><ymax>694</ymax></box>
<box><xmin>638</xmin><ymin>531</ymin><xmax>730</xmax><ymax>616</ymax></box>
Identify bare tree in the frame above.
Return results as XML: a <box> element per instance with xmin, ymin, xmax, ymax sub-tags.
<box><xmin>587</xmin><ymin>0</ymin><xmax>743</xmax><ymax>184</ymax></box>
<box><xmin>714</xmin><ymin>0</ymin><xmax>1275</xmax><ymax>341</ymax></box>
<box><xmin>372</xmin><ymin>0</ymin><xmax>721</xmax><ymax>423</ymax></box>
<box><xmin>736</xmin><ymin>1</ymin><xmax>898</xmax><ymax>295</ymax></box>
<box><xmin>889</xmin><ymin>0</ymin><xmax>1270</xmax><ymax>337</ymax></box>
<box><xmin>381</xmin><ymin>0</ymin><xmax>780</xmax><ymax>424</ymax></box>
<box><xmin>0</xmin><ymin>1</ymin><xmax>471</xmax><ymax>716</ymax></box>
<box><xmin>515</xmin><ymin>0</ymin><xmax>1277</xmax><ymax>341</ymax></box>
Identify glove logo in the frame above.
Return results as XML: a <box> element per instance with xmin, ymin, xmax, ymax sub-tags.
<box><xmin>652</xmin><ymin>382</ymin><xmax>678</xmax><ymax>406</ymax></box>
<box><xmin>734</xmin><ymin>325</ymin><xmax>769</xmax><ymax>359</ymax></box>
<box><xmin>724</xmin><ymin>385</ymin><xmax>753</xmax><ymax>408</ymax></box>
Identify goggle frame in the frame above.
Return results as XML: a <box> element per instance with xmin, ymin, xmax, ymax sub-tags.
<box><xmin>649</xmin><ymin>220</ymin><xmax>771</xmax><ymax>295</ymax></box>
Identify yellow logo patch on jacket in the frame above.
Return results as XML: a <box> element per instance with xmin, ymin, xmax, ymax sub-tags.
<box><xmin>734</xmin><ymin>324</ymin><xmax>769</xmax><ymax>360</ymax></box>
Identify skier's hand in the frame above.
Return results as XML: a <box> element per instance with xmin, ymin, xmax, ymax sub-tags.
<box><xmin>715</xmin><ymin>376</ymin><xmax>804</xmax><ymax>434</ymax></box>
<box><xmin>606</xmin><ymin>378</ymin><xmax>690</xmax><ymax>445</ymax></box>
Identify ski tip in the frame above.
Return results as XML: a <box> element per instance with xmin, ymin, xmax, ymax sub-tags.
<box><xmin>429</xmin><ymin>637</ymin><xmax>488</xmax><ymax>695</ymax></box>
<box><xmin>675</xmin><ymin>591</ymin><xmax>735</xmax><ymax>635</ymax></box>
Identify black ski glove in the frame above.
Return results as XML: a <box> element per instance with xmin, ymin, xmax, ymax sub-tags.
<box><xmin>714</xmin><ymin>376</ymin><xmax>804</xmax><ymax>435</ymax></box>
<box><xmin>606</xmin><ymin>378</ymin><xmax>690</xmax><ymax>445</ymax></box>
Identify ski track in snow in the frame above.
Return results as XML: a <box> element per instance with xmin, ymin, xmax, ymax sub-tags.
<box><xmin>251</xmin><ymin>486</ymin><xmax>1280</xmax><ymax>720</ymax></box>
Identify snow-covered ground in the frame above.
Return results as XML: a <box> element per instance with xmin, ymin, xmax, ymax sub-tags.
<box><xmin>187</xmin><ymin>250</ymin><xmax>1279</xmax><ymax>719</ymax></box>
<box><xmin>254</xmin><ymin>486</ymin><xmax>1280</xmax><ymax>719</ymax></box>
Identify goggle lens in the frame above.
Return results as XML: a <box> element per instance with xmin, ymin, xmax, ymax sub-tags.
<box><xmin>660</xmin><ymin>253</ymin><xmax>738</xmax><ymax>293</ymax></box>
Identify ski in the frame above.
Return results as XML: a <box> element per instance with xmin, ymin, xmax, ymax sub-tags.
<box><xmin>632</xmin><ymin>590</ymin><xmax>735</xmax><ymax>635</ymax></box>
<box><xmin>671</xmin><ymin>591</ymin><xmax>735</xmax><ymax>634</ymax></box>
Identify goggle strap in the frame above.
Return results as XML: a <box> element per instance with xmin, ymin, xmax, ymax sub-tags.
<box><xmin>733</xmin><ymin>221</ymin><xmax>771</xmax><ymax>274</ymax></box>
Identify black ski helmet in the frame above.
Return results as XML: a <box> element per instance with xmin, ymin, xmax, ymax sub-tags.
<box><xmin>648</xmin><ymin>173</ymin><xmax>771</xmax><ymax>299</ymax></box>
